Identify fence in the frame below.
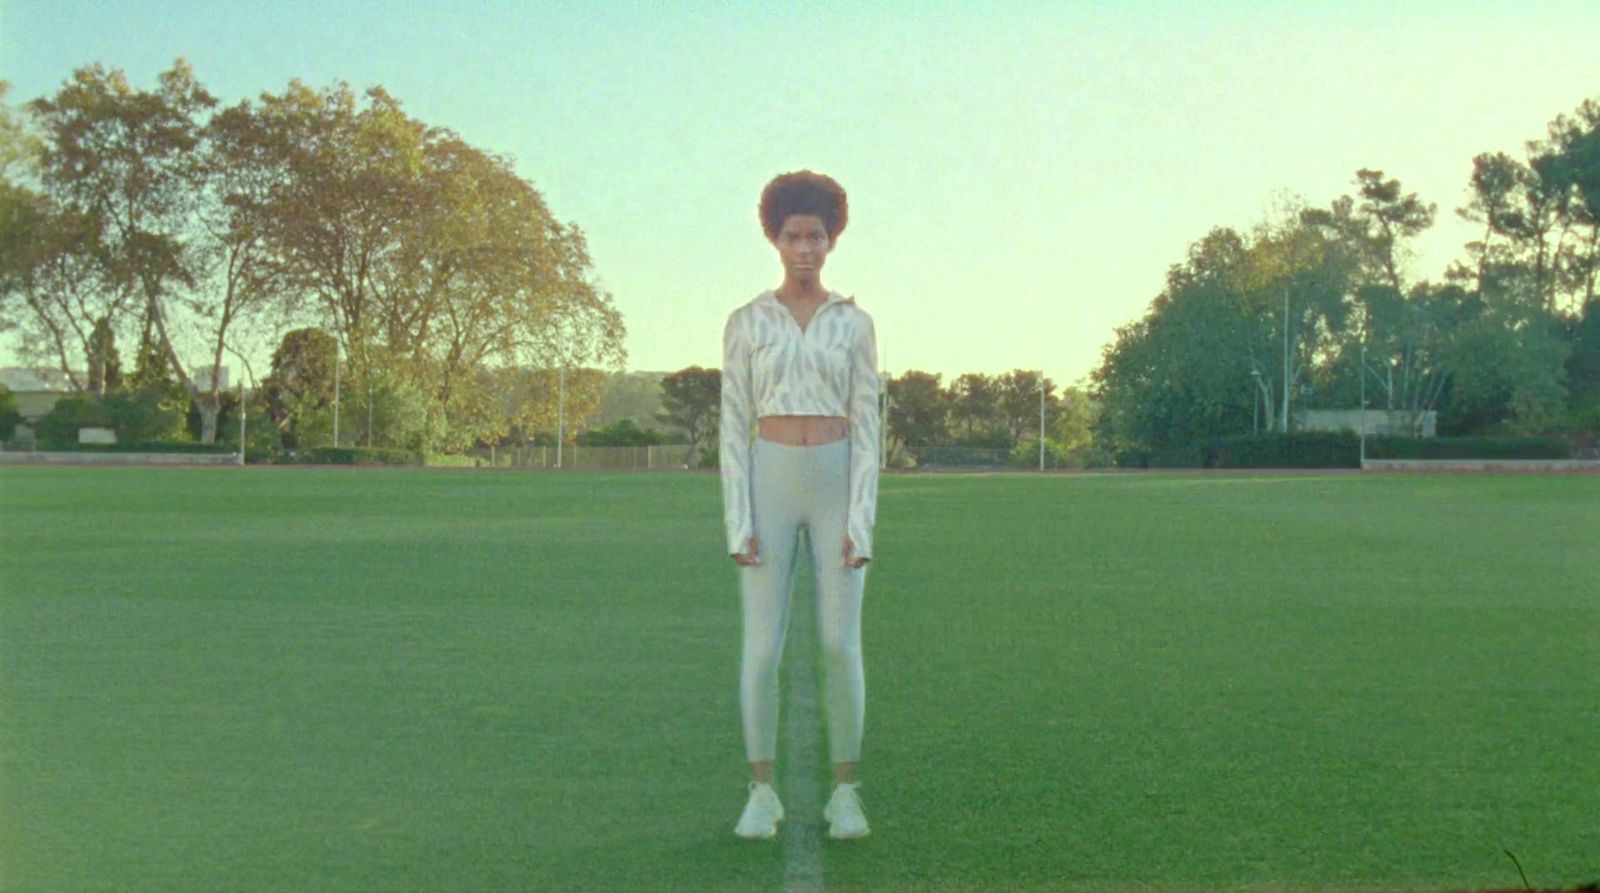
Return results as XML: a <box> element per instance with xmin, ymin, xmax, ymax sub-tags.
<box><xmin>455</xmin><ymin>444</ymin><xmax>703</xmax><ymax>469</ymax></box>
<box><xmin>908</xmin><ymin>446</ymin><xmax>1014</xmax><ymax>468</ymax></box>
<box><xmin>451</xmin><ymin>443</ymin><xmax>1058</xmax><ymax>470</ymax></box>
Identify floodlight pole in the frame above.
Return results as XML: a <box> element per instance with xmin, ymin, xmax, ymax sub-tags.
<box><xmin>238</xmin><ymin>379</ymin><xmax>247</xmax><ymax>466</ymax></box>
<box><xmin>1359</xmin><ymin>343</ymin><xmax>1367</xmax><ymax>468</ymax></box>
<box><xmin>1038</xmin><ymin>374</ymin><xmax>1046</xmax><ymax>471</ymax></box>
<box><xmin>1251</xmin><ymin>368</ymin><xmax>1261</xmax><ymax>435</ymax></box>
<box><xmin>1282</xmin><ymin>289</ymin><xmax>1291</xmax><ymax>434</ymax></box>
<box><xmin>332</xmin><ymin>341</ymin><xmax>341</xmax><ymax>447</ymax></box>
<box><xmin>879</xmin><ymin>370</ymin><xmax>889</xmax><ymax>471</ymax></box>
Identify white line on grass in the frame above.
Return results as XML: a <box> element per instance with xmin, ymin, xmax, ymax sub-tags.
<box><xmin>782</xmin><ymin>547</ymin><xmax>825</xmax><ymax>893</ymax></box>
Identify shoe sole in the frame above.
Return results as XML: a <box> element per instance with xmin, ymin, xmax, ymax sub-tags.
<box><xmin>826</xmin><ymin>826</ymin><xmax>869</xmax><ymax>840</ymax></box>
<box><xmin>734</xmin><ymin>816</ymin><xmax>783</xmax><ymax>840</ymax></box>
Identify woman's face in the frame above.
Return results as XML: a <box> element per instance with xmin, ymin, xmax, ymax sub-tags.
<box><xmin>771</xmin><ymin>214</ymin><xmax>832</xmax><ymax>283</ymax></box>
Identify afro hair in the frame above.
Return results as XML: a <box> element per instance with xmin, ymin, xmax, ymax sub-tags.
<box><xmin>759</xmin><ymin>170</ymin><xmax>849</xmax><ymax>243</ymax></box>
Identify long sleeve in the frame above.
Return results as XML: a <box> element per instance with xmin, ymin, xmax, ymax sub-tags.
<box><xmin>720</xmin><ymin>311</ymin><xmax>755</xmax><ymax>555</ymax></box>
<box><xmin>846</xmin><ymin>312</ymin><xmax>880</xmax><ymax>560</ymax></box>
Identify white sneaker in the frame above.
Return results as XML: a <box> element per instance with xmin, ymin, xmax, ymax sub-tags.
<box><xmin>734</xmin><ymin>781</ymin><xmax>784</xmax><ymax>839</ymax></box>
<box><xmin>824</xmin><ymin>782</ymin><xmax>870</xmax><ymax>839</ymax></box>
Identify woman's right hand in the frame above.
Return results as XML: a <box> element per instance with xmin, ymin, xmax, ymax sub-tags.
<box><xmin>732</xmin><ymin>537</ymin><xmax>761</xmax><ymax>567</ymax></box>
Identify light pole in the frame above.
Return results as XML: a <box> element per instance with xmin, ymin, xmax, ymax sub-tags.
<box><xmin>1250</xmin><ymin>368</ymin><xmax>1261</xmax><ymax>435</ymax></box>
<box><xmin>1282</xmin><ymin>289</ymin><xmax>1292</xmax><ymax>434</ymax></box>
<box><xmin>1038</xmin><ymin>374</ymin><xmax>1046</xmax><ymax>471</ymax></box>
<box><xmin>880</xmin><ymin>370</ymin><xmax>889</xmax><ymax>471</ymax></box>
<box><xmin>1359</xmin><ymin>343</ymin><xmax>1367</xmax><ymax>468</ymax></box>
<box><xmin>556</xmin><ymin>365</ymin><xmax>565</xmax><ymax>469</ymax></box>
<box><xmin>332</xmin><ymin>339</ymin><xmax>341</xmax><ymax>447</ymax></box>
<box><xmin>331</xmin><ymin>306</ymin><xmax>343</xmax><ymax>448</ymax></box>
<box><xmin>238</xmin><ymin>379</ymin><xmax>247</xmax><ymax>466</ymax></box>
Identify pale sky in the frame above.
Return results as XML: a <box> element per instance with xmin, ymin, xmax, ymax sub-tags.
<box><xmin>2</xmin><ymin>1</ymin><xmax>1597</xmax><ymax>388</ymax></box>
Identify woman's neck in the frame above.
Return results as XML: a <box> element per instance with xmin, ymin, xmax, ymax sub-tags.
<box><xmin>777</xmin><ymin>278</ymin><xmax>828</xmax><ymax>304</ymax></box>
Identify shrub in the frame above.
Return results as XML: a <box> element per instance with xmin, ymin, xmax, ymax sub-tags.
<box><xmin>424</xmin><ymin>452</ymin><xmax>481</xmax><ymax>468</ymax></box>
<box><xmin>1212</xmin><ymin>432</ymin><xmax>1360</xmax><ymax>468</ymax></box>
<box><xmin>697</xmin><ymin>443</ymin><xmax>719</xmax><ymax>468</ymax></box>
<box><xmin>104</xmin><ymin>386</ymin><xmax>188</xmax><ymax>443</ymax></box>
<box><xmin>216</xmin><ymin>397</ymin><xmax>282</xmax><ymax>464</ymax></box>
<box><xmin>1010</xmin><ymin>437</ymin><xmax>1071</xmax><ymax>469</ymax></box>
<box><xmin>0</xmin><ymin>384</ymin><xmax>20</xmax><ymax>440</ymax></box>
<box><xmin>578</xmin><ymin>419</ymin><xmax>665</xmax><ymax>446</ymax></box>
<box><xmin>34</xmin><ymin>394</ymin><xmax>116</xmax><ymax>447</ymax></box>
<box><xmin>1121</xmin><ymin>433</ymin><xmax>1575</xmax><ymax>468</ymax></box>
<box><xmin>1364</xmin><ymin>435</ymin><xmax>1570</xmax><ymax>460</ymax></box>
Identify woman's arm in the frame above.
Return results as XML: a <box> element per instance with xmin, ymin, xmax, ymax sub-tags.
<box><xmin>720</xmin><ymin>311</ymin><xmax>755</xmax><ymax>556</ymax></box>
<box><xmin>846</xmin><ymin>311</ymin><xmax>880</xmax><ymax>562</ymax></box>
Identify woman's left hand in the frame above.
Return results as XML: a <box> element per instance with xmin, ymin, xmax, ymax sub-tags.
<box><xmin>843</xmin><ymin>536</ymin><xmax>870</xmax><ymax>569</ymax></box>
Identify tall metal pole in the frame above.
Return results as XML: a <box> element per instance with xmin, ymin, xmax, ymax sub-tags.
<box><xmin>879</xmin><ymin>370</ymin><xmax>889</xmax><ymax>471</ymax></box>
<box><xmin>238</xmin><ymin>379</ymin><xmax>247</xmax><ymax>466</ymax></box>
<box><xmin>1360</xmin><ymin>343</ymin><xmax>1367</xmax><ymax>467</ymax></box>
<box><xmin>1251</xmin><ymin>369</ymin><xmax>1260</xmax><ymax>434</ymax></box>
<box><xmin>1282</xmin><ymin>289</ymin><xmax>1291</xmax><ymax>434</ymax></box>
<box><xmin>556</xmin><ymin>365</ymin><xmax>565</xmax><ymax>469</ymax></box>
<box><xmin>1038</xmin><ymin>375</ymin><xmax>1045</xmax><ymax>471</ymax></box>
<box><xmin>332</xmin><ymin>341</ymin><xmax>341</xmax><ymax>447</ymax></box>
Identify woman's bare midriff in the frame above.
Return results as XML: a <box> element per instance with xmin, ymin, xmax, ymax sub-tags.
<box><xmin>758</xmin><ymin>415</ymin><xmax>848</xmax><ymax>446</ymax></box>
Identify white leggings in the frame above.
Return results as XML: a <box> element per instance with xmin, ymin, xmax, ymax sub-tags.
<box><xmin>740</xmin><ymin>436</ymin><xmax>867</xmax><ymax>764</ymax></box>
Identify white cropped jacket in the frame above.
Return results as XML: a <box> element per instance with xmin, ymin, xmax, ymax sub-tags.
<box><xmin>719</xmin><ymin>289</ymin><xmax>880</xmax><ymax>559</ymax></box>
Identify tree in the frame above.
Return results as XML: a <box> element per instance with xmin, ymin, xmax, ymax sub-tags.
<box><xmin>886</xmin><ymin>370</ymin><xmax>947</xmax><ymax>451</ymax></box>
<box><xmin>656</xmin><ymin>366</ymin><xmax>720</xmax><ymax>466</ymax></box>
<box><xmin>995</xmin><ymin>369</ymin><xmax>1057</xmax><ymax>444</ymax></box>
<box><xmin>946</xmin><ymin>373</ymin><xmax>1002</xmax><ymax>443</ymax></box>
<box><xmin>333</xmin><ymin>344</ymin><xmax>434</xmax><ymax>451</ymax></box>
<box><xmin>260</xmin><ymin>327</ymin><xmax>337</xmax><ymax>448</ymax></box>
<box><xmin>1</xmin><ymin>186</ymin><xmax>112</xmax><ymax>392</ymax></box>
<box><xmin>1093</xmin><ymin>226</ymin><xmax>1272</xmax><ymax>451</ymax></box>
<box><xmin>0</xmin><ymin>79</ymin><xmax>47</xmax><ymax>347</ymax></box>
<box><xmin>171</xmin><ymin>93</ymin><xmax>293</xmax><ymax>443</ymax></box>
<box><xmin>0</xmin><ymin>81</ymin><xmax>43</xmax><ymax>182</ymax></box>
<box><xmin>27</xmin><ymin>61</ymin><xmax>218</xmax><ymax>427</ymax></box>
<box><xmin>1566</xmin><ymin>299</ymin><xmax>1600</xmax><ymax>430</ymax></box>
<box><xmin>249</xmin><ymin>80</ymin><xmax>625</xmax><ymax>450</ymax></box>
<box><xmin>596</xmin><ymin>371</ymin><xmax>672</xmax><ymax>434</ymax></box>
<box><xmin>1092</xmin><ymin>207</ymin><xmax>1363</xmax><ymax>455</ymax></box>
<box><xmin>10</xmin><ymin>68</ymin><xmax>626</xmax><ymax>450</ymax></box>
<box><xmin>1437</xmin><ymin>278</ymin><xmax>1570</xmax><ymax>435</ymax></box>
<box><xmin>1295</xmin><ymin>172</ymin><xmax>1454</xmax><ymax>433</ymax></box>
<box><xmin>87</xmin><ymin>315</ymin><xmax>123</xmax><ymax>395</ymax></box>
<box><xmin>1053</xmin><ymin>386</ymin><xmax>1100</xmax><ymax>463</ymax></box>
<box><xmin>122</xmin><ymin>318</ymin><xmax>191</xmax><ymax>439</ymax></box>
<box><xmin>1457</xmin><ymin>97</ymin><xmax>1600</xmax><ymax>317</ymax></box>
<box><xmin>493</xmin><ymin>365</ymin><xmax>604</xmax><ymax>450</ymax></box>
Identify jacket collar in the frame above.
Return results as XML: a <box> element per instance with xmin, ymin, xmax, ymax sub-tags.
<box><xmin>755</xmin><ymin>289</ymin><xmax>853</xmax><ymax>310</ymax></box>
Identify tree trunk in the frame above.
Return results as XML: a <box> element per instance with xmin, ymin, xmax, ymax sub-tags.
<box><xmin>196</xmin><ymin>395</ymin><xmax>220</xmax><ymax>445</ymax></box>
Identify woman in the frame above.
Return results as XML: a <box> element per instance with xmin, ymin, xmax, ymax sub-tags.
<box><xmin>720</xmin><ymin>170</ymin><xmax>879</xmax><ymax>841</ymax></box>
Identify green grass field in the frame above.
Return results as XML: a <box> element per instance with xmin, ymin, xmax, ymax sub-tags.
<box><xmin>1</xmin><ymin>467</ymin><xmax>1596</xmax><ymax>893</ymax></box>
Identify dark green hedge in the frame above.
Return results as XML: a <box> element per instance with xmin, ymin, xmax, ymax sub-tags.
<box><xmin>35</xmin><ymin>440</ymin><xmax>234</xmax><ymax>454</ymax></box>
<box><xmin>1114</xmin><ymin>433</ymin><xmax>1572</xmax><ymax>468</ymax></box>
<box><xmin>1212</xmin><ymin>432</ymin><xmax>1361</xmax><ymax>468</ymax></box>
<box><xmin>1364</xmin><ymin>435</ymin><xmax>1570</xmax><ymax>460</ymax></box>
